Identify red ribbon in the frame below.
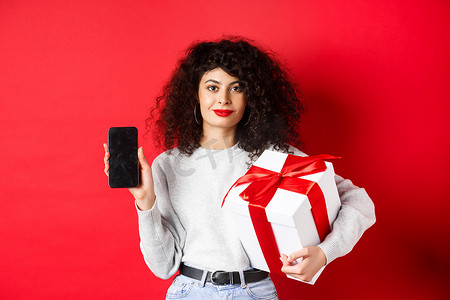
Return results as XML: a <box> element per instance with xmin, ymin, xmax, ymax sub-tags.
<box><xmin>222</xmin><ymin>154</ymin><xmax>338</xmax><ymax>276</ymax></box>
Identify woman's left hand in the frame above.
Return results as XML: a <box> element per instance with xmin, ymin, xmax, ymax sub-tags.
<box><xmin>280</xmin><ymin>246</ymin><xmax>327</xmax><ymax>282</ymax></box>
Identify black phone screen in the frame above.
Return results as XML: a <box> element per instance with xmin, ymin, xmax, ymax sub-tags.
<box><xmin>108</xmin><ymin>127</ymin><xmax>139</xmax><ymax>188</ymax></box>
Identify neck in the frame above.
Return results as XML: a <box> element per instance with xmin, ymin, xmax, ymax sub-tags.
<box><xmin>200</xmin><ymin>125</ymin><xmax>237</xmax><ymax>150</ymax></box>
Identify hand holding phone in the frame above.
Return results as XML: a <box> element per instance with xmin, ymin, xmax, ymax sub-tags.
<box><xmin>103</xmin><ymin>128</ymin><xmax>156</xmax><ymax>210</ymax></box>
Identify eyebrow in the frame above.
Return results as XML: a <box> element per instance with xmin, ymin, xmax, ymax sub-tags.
<box><xmin>204</xmin><ymin>79</ymin><xmax>241</xmax><ymax>85</ymax></box>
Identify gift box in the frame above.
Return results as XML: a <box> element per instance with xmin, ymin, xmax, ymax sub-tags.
<box><xmin>222</xmin><ymin>150</ymin><xmax>341</xmax><ymax>284</ymax></box>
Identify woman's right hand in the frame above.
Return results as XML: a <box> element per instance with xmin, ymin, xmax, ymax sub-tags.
<box><xmin>103</xmin><ymin>143</ymin><xmax>156</xmax><ymax>211</ymax></box>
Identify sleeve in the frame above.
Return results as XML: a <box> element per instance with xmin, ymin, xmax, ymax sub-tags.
<box><xmin>136</xmin><ymin>155</ymin><xmax>186</xmax><ymax>279</ymax></box>
<box><xmin>317</xmin><ymin>174</ymin><xmax>376</xmax><ymax>264</ymax></box>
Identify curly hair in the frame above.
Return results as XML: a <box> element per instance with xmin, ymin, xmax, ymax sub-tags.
<box><xmin>146</xmin><ymin>37</ymin><xmax>304</xmax><ymax>161</ymax></box>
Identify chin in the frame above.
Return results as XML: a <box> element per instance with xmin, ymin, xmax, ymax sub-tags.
<box><xmin>205</xmin><ymin>120</ymin><xmax>240</xmax><ymax>129</ymax></box>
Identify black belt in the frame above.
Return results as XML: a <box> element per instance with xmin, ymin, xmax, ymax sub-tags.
<box><xmin>179</xmin><ymin>263</ymin><xmax>269</xmax><ymax>285</ymax></box>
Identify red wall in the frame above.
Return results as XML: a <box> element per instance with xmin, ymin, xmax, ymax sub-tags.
<box><xmin>1</xmin><ymin>0</ymin><xmax>449</xmax><ymax>299</ymax></box>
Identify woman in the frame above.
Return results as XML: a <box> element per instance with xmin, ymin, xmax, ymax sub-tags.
<box><xmin>103</xmin><ymin>38</ymin><xmax>375</xmax><ymax>299</ymax></box>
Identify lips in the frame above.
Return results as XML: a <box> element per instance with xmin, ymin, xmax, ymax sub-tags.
<box><xmin>213</xmin><ymin>109</ymin><xmax>233</xmax><ymax>117</ymax></box>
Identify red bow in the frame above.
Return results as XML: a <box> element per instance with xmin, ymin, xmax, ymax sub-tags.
<box><xmin>223</xmin><ymin>154</ymin><xmax>338</xmax><ymax>276</ymax></box>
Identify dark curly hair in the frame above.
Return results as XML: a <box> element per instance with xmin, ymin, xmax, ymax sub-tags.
<box><xmin>146</xmin><ymin>37</ymin><xmax>304</xmax><ymax>161</ymax></box>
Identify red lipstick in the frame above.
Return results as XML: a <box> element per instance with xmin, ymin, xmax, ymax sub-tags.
<box><xmin>213</xmin><ymin>109</ymin><xmax>233</xmax><ymax>117</ymax></box>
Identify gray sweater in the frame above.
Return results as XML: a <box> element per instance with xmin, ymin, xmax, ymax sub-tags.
<box><xmin>137</xmin><ymin>144</ymin><xmax>376</xmax><ymax>279</ymax></box>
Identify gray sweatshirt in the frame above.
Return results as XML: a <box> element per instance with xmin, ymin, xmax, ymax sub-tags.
<box><xmin>137</xmin><ymin>144</ymin><xmax>376</xmax><ymax>279</ymax></box>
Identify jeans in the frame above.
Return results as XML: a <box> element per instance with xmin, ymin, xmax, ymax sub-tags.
<box><xmin>165</xmin><ymin>273</ymin><xmax>279</xmax><ymax>300</ymax></box>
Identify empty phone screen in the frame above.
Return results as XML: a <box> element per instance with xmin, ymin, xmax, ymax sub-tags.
<box><xmin>108</xmin><ymin>127</ymin><xmax>139</xmax><ymax>188</ymax></box>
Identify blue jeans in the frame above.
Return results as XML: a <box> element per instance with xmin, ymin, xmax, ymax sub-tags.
<box><xmin>165</xmin><ymin>273</ymin><xmax>279</xmax><ymax>300</ymax></box>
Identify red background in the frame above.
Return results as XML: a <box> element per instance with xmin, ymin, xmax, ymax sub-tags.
<box><xmin>1</xmin><ymin>0</ymin><xmax>449</xmax><ymax>299</ymax></box>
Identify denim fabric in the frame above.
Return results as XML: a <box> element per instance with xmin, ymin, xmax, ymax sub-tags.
<box><xmin>165</xmin><ymin>274</ymin><xmax>279</xmax><ymax>300</ymax></box>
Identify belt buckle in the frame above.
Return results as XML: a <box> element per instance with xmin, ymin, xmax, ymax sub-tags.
<box><xmin>210</xmin><ymin>270</ymin><xmax>226</xmax><ymax>285</ymax></box>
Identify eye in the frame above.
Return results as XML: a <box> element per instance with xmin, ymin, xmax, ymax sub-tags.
<box><xmin>230</xmin><ymin>85</ymin><xmax>243</xmax><ymax>92</ymax></box>
<box><xmin>207</xmin><ymin>85</ymin><xmax>218</xmax><ymax>92</ymax></box>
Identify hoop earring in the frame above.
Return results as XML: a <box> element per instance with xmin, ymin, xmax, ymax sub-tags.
<box><xmin>242</xmin><ymin>111</ymin><xmax>251</xmax><ymax>127</ymax></box>
<box><xmin>243</xmin><ymin>116</ymin><xmax>250</xmax><ymax>127</ymax></box>
<box><xmin>194</xmin><ymin>105</ymin><xmax>201</xmax><ymax>125</ymax></box>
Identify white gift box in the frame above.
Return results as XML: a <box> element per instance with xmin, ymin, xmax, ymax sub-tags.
<box><xmin>223</xmin><ymin>150</ymin><xmax>341</xmax><ymax>284</ymax></box>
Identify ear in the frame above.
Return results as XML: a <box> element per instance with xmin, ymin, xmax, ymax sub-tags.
<box><xmin>239</xmin><ymin>106</ymin><xmax>251</xmax><ymax>126</ymax></box>
<box><xmin>193</xmin><ymin>86</ymin><xmax>200</xmax><ymax>102</ymax></box>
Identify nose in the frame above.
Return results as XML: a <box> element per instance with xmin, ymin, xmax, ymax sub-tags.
<box><xmin>218</xmin><ymin>99</ymin><xmax>230</xmax><ymax>105</ymax></box>
<box><xmin>218</xmin><ymin>90</ymin><xmax>231</xmax><ymax>105</ymax></box>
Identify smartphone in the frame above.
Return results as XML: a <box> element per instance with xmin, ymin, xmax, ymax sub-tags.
<box><xmin>108</xmin><ymin>127</ymin><xmax>139</xmax><ymax>188</ymax></box>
